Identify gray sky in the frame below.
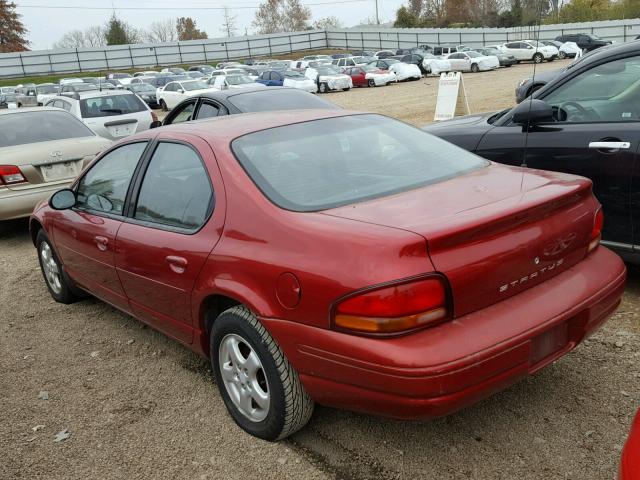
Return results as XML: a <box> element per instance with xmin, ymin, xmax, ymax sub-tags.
<box><xmin>16</xmin><ymin>0</ymin><xmax>406</xmax><ymax>50</ymax></box>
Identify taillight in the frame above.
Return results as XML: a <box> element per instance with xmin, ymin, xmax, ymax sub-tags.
<box><xmin>0</xmin><ymin>165</ymin><xmax>26</xmax><ymax>185</ymax></box>
<box><xmin>332</xmin><ymin>276</ymin><xmax>450</xmax><ymax>335</ymax></box>
<box><xmin>588</xmin><ymin>207</ymin><xmax>603</xmax><ymax>253</ymax></box>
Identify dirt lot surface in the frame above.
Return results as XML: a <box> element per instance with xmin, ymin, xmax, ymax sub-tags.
<box><xmin>2</xmin><ymin>61</ymin><xmax>639</xmax><ymax>479</ymax></box>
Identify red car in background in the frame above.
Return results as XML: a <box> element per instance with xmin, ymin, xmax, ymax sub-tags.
<box><xmin>30</xmin><ymin>110</ymin><xmax>626</xmax><ymax>441</ymax></box>
<box><xmin>344</xmin><ymin>65</ymin><xmax>396</xmax><ymax>87</ymax></box>
<box><xmin>620</xmin><ymin>410</ymin><xmax>640</xmax><ymax>479</ymax></box>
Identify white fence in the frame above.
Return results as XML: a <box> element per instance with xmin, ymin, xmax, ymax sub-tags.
<box><xmin>1</xmin><ymin>18</ymin><xmax>640</xmax><ymax>79</ymax></box>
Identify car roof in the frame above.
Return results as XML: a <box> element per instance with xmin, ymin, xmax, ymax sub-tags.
<box><xmin>0</xmin><ymin>106</ymin><xmax>65</xmax><ymax>116</ymax></box>
<box><xmin>137</xmin><ymin>109</ymin><xmax>361</xmax><ymax>144</ymax></box>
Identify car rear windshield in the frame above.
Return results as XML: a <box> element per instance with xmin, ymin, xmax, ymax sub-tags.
<box><xmin>228</xmin><ymin>89</ymin><xmax>338</xmax><ymax>112</ymax></box>
<box><xmin>232</xmin><ymin>114</ymin><xmax>487</xmax><ymax>212</ymax></box>
<box><xmin>80</xmin><ymin>94</ymin><xmax>147</xmax><ymax>118</ymax></box>
<box><xmin>0</xmin><ymin>110</ymin><xmax>94</xmax><ymax>147</ymax></box>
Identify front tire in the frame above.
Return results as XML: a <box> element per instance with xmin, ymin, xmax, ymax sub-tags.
<box><xmin>36</xmin><ymin>230</ymin><xmax>79</xmax><ymax>304</ymax></box>
<box><xmin>211</xmin><ymin>306</ymin><xmax>314</xmax><ymax>441</ymax></box>
<box><xmin>470</xmin><ymin>63</ymin><xmax>480</xmax><ymax>73</ymax></box>
<box><xmin>558</xmin><ymin>51</ymin><xmax>566</xmax><ymax>59</ymax></box>
<box><xmin>318</xmin><ymin>82</ymin><xmax>328</xmax><ymax>93</ymax></box>
<box><xmin>533</xmin><ymin>53</ymin><xmax>544</xmax><ymax>63</ymax></box>
<box><xmin>367</xmin><ymin>78</ymin><xmax>376</xmax><ymax>87</ymax></box>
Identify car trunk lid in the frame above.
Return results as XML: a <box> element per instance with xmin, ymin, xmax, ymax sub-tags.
<box><xmin>0</xmin><ymin>137</ymin><xmax>106</xmax><ymax>189</ymax></box>
<box><xmin>323</xmin><ymin>164</ymin><xmax>596</xmax><ymax>316</ymax></box>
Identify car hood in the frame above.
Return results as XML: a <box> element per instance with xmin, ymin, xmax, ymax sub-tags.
<box><xmin>422</xmin><ymin>111</ymin><xmax>497</xmax><ymax>150</ymax></box>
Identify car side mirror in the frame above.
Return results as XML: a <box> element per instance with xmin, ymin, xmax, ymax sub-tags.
<box><xmin>49</xmin><ymin>189</ymin><xmax>76</xmax><ymax>210</ymax></box>
<box><xmin>512</xmin><ymin>99</ymin><xmax>554</xmax><ymax>127</ymax></box>
<box><xmin>178</xmin><ymin>89</ymin><xmax>184</xmax><ymax>94</ymax></box>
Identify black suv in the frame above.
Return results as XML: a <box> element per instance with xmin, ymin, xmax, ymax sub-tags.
<box><xmin>554</xmin><ymin>33</ymin><xmax>611</xmax><ymax>52</ymax></box>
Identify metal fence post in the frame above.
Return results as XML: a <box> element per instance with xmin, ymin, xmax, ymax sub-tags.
<box><xmin>103</xmin><ymin>50</ymin><xmax>109</xmax><ymax>70</ymax></box>
<box><xmin>268</xmin><ymin>36</ymin><xmax>272</xmax><ymax>56</ymax></box>
<box><xmin>224</xmin><ymin>42</ymin><xmax>229</xmax><ymax>61</ymax></box>
<box><xmin>361</xmin><ymin>31</ymin><xmax>364</xmax><ymax>48</ymax></box>
<box><xmin>177</xmin><ymin>43</ymin><xmax>183</xmax><ymax>64</ymax></box>
<box><xmin>203</xmin><ymin>43</ymin><xmax>207</xmax><ymax>62</ymax></box>
<box><xmin>128</xmin><ymin>45</ymin><xmax>134</xmax><ymax>68</ymax></box>
<box><xmin>437</xmin><ymin>32</ymin><xmax>440</xmax><ymax>45</ymax></box>
<box><xmin>378</xmin><ymin>31</ymin><xmax>382</xmax><ymax>49</ymax></box>
<box><xmin>74</xmin><ymin>48</ymin><xmax>82</xmax><ymax>72</ymax></box>
<box><xmin>344</xmin><ymin>31</ymin><xmax>348</xmax><ymax>50</ymax></box>
<box><xmin>18</xmin><ymin>53</ymin><xmax>25</xmax><ymax>76</ymax></box>
<box><xmin>248</xmin><ymin>39</ymin><xmax>252</xmax><ymax>59</ymax></box>
<box><xmin>152</xmin><ymin>47</ymin><xmax>158</xmax><ymax>67</ymax></box>
<box><xmin>397</xmin><ymin>31</ymin><xmax>400</xmax><ymax>49</ymax></box>
<box><xmin>289</xmin><ymin>33</ymin><xmax>293</xmax><ymax>54</ymax></box>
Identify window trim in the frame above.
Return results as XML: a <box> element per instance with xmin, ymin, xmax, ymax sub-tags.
<box><xmin>124</xmin><ymin>139</ymin><xmax>215</xmax><ymax>235</ymax></box>
<box><xmin>72</xmin><ymin>140</ymin><xmax>152</xmax><ymax>219</ymax></box>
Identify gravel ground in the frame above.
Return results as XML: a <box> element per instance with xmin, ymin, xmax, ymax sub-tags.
<box><xmin>2</xmin><ymin>61</ymin><xmax>639</xmax><ymax>479</ymax></box>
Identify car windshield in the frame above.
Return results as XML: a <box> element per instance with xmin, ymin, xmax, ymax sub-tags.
<box><xmin>132</xmin><ymin>84</ymin><xmax>155</xmax><ymax>93</ymax></box>
<box><xmin>467</xmin><ymin>52</ymin><xmax>482</xmax><ymax>58</ymax></box>
<box><xmin>270</xmin><ymin>62</ymin><xmax>290</xmax><ymax>70</ymax></box>
<box><xmin>227</xmin><ymin>75</ymin><xmax>254</xmax><ymax>85</ymax></box>
<box><xmin>318</xmin><ymin>66</ymin><xmax>342</xmax><ymax>74</ymax></box>
<box><xmin>182</xmin><ymin>81</ymin><xmax>209</xmax><ymax>91</ymax></box>
<box><xmin>228</xmin><ymin>89</ymin><xmax>337</xmax><ymax>113</ymax></box>
<box><xmin>37</xmin><ymin>85</ymin><xmax>58</xmax><ymax>94</ymax></box>
<box><xmin>232</xmin><ymin>114</ymin><xmax>487</xmax><ymax>212</ymax></box>
<box><xmin>529</xmin><ymin>41</ymin><xmax>545</xmax><ymax>47</ymax></box>
<box><xmin>79</xmin><ymin>94</ymin><xmax>147</xmax><ymax>118</ymax></box>
<box><xmin>361</xmin><ymin>65</ymin><xmax>378</xmax><ymax>72</ymax></box>
<box><xmin>0</xmin><ymin>110</ymin><xmax>94</xmax><ymax>147</ymax></box>
<box><xmin>284</xmin><ymin>71</ymin><xmax>304</xmax><ymax>78</ymax></box>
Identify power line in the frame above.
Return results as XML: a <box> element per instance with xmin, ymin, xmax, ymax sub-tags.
<box><xmin>15</xmin><ymin>0</ymin><xmax>369</xmax><ymax>10</ymax></box>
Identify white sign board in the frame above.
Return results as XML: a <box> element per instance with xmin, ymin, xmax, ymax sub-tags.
<box><xmin>434</xmin><ymin>72</ymin><xmax>470</xmax><ymax>121</ymax></box>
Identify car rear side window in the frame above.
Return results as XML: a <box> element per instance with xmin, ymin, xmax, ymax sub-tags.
<box><xmin>134</xmin><ymin>142</ymin><xmax>213</xmax><ymax>230</ymax></box>
<box><xmin>80</xmin><ymin>94</ymin><xmax>147</xmax><ymax>119</ymax></box>
<box><xmin>232</xmin><ymin>114</ymin><xmax>487</xmax><ymax>212</ymax></box>
<box><xmin>0</xmin><ymin>110</ymin><xmax>93</xmax><ymax>147</ymax></box>
<box><xmin>76</xmin><ymin>142</ymin><xmax>148</xmax><ymax>215</ymax></box>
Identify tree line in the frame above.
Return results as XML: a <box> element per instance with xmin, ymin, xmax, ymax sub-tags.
<box><xmin>393</xmin><ymin>0</ymin><xmax>640</xmax><ymax>28</ymax></box>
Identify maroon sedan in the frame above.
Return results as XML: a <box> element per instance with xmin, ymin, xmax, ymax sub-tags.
<box><xmin>31</xmin><ymin>110</ymin><xmax>626</xmax><ymax>441</ymax></box>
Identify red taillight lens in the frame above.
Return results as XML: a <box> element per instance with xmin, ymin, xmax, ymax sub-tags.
<box><xmin>588</xmin><ymin>207</ymin><xmax>603</xmax><ymax>252</ymax></box>
<box><xmin>0</xmin><ymin>165</ymin><xmax>26</xmax><ymax>185</ymax></box>
<box><xmin>333</xmin><ymin>277</ymin><xmax>449</xmax><ymax>334</ymax></box>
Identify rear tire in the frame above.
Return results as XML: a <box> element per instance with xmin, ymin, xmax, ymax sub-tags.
<box><xmin>36</xmin><ymin>230</ymin><xmax>79</xmax><ymax>304</ymax></box>
<box><xmin>533</xmin><ymin>53</ymin><xmax>544</xmax><ymax>63</ymax></box>
<box><xmin>367</xmin><ymin>78</ymin><xmax>376</xmax><ymax>87</ymax></box>
<box><xmin>211</xmin><ymin>306</ymin><xmax>314</xmax><ymax>441</ymax></box>
<box><xmin>470</xmin><ymin>63</ymin><xmax>480</xmax><ymax>73</ymax></box>
<box><xmin>160</xmin><ymin>99</ymin><xmax>168</xmax><ymax>111</ymax></box>
<box><xmin>558</xmin><ymin>51</ymin><xmax>566</xmax><ymax>59</ymax></box>
<box><xmin>318</xmin><ymin>82</ymin><xmax>328</xmax><ymax>93</ymax></box>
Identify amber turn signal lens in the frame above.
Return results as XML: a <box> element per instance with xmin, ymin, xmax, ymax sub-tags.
<box><xmin>334</xmin><ymin>307</ymin><xmax>447</xmax><ymax>334</ymax></box>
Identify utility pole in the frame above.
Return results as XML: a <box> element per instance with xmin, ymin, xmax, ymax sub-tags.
<box><xmin>375</xmin><ymin>0</ymin><xmax>380</xmax><ymax>25</ymax></box>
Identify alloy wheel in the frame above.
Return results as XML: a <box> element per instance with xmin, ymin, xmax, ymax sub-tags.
<box><xmin>218</xmin><ymin>333</ymin><xmax>270</xmax><ymax>422</ymax></box>
<box><xmin>40</xmin><ymin>241</ymin><xmax>62</xmax><ymax>295</ymax></box>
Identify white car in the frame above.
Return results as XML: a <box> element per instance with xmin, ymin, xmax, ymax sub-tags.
<box><xmin>59</xmin><ymin>78</ymin><xmax>84</xmax><ymax>86</ymax></box>
<box><xmin>421</xmin><ymin>54</ymin><xmax>452</xmax><ymax>75</ymax></box>
<box><xmin>156</xmin><ymin>79</ymin><xmax>213</xmax><ymax>110</ymax></box>
<box><xmin>0</xmin><ymin>92</ymin><xmax>17</xmax><ymax>108</ymax></box>
<box><xmin>134</xmin><ymin>71</ymin><xmax>160</xmax><ymax>77</ymax></box>
<box><xmin>500</xmin><ymin>40</ymin><xmax>558</xmax><ymax>63</ymax></box>
<box><xmin>281</xmin><ymin>71</ymin><xmax>317</xmax><ymax>93</ymax></box>
<box><xmin>352</xmin><ymin>65</ymin><xmax>396</xmax><ymax>86</ymax></box>
<box><xmin>305</xmin><ymin>65</ymin><xmax>353</xmax><ymax>92</ymax></box>
<box><xmin>44</xmin><ymin>90</ymin><xmax>158</xmax><ymax>140</ymax></box>
<box><xmin>373</xmin><ymin>50</ymin><xmax>395</xmax><ymax>59</ymax></box>
<box><xmin>35</xmin><ymin>83</ymin><xmax>59</xmax><ymax>105</ymax></box>
<box><xmin>0</xmin><ymin>86</ymin><xmax>15</xmax><ymax>94</ymax></box>
<box><xmin>208</xmin><ymin>74</ymin><xmax>266</xmax><ymax>91</ymax></box>
<box><xmin>445</xmin><ymin>51</ymin><xmax>499</xmax><ymax>72</ymax></box>
<box><xmin>559</xmin><ymin>41</ymin><xmax>581</xmax><ymax>59</ymax></box>
<box><xmin>301</xmin><ymin>55</ymin><xmax>332</xmax><ymax>63</ymax></box>
<box><xmin>332</xmin><ymin>57</ymin><xmax>359</xmax><ymax>68</ymax></box>
<box><xmin>387</xmin><ymin>60</ymin><xmax>422</xmax><ymax>81</ymax></box>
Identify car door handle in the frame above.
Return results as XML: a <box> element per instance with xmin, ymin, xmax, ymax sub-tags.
<box><xmin>588</xmin><ymin>141</ymin><xmax>630</xmax><ymax>150</ymax></box>
<box><xmin>94</xmin><ymin>236</ymin><xmax>108</xmax><ymax>251</ymax></box>
<box><xmin>166</xmin><ymin>255</ymin><xmax>188</xmax><ymax>274</ymax></box>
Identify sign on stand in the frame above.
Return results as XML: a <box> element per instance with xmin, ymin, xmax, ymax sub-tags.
<box><xmin>434</xmin><ymin>72</ymin><xmax>470</xmax><ymax>121</ymax></box>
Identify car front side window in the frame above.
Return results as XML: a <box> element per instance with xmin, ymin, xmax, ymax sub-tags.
<box><xmin>543</xmin><ymin>55</ymin><xmax>640</xmax><ymax>123</ymax></box>
<box><xmin>169</xmin><ymin>101</ymin><xmax>196</xmax><ymax>124</ymax></box>
<box><xmin>76</xmin><ymin>142</ymin><xmax>148</xmax><ymax>215</ymax></box>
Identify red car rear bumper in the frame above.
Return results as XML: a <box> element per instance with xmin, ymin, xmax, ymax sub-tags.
<box><xmin>262</xmin><ymin>247</ymin><xmax>626</xmax><ymax>419</ymax></box>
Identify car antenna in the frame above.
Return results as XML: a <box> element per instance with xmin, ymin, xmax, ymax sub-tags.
<box><xmin>520</xmin><ymin>0</ymin><xmax>545</xmax><ymax>191</ymax></box>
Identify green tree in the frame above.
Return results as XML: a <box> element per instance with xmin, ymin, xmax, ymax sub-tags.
<box><xmin>176</xmin><ymin>17</ymin><xmax>208</xmax><ymax>41</ymax></box>
<box><xmin>394</xmin><ymin>6</ymin><xmax>421</xmax><ymax>27</ymax></box>
<box><xmin>105</xmin><ymin>14</ymin><xmax>130</xmax><ymax>45</ymax></box>
<box><xmin>0</xmin><ymin>0</ymin><xmax>28</xmax><ymax>52</ymax></box>
<box><xmin>252</xmin><ymin>0</ymin><xmax>311</xmax><ymax>34</ymax></box>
